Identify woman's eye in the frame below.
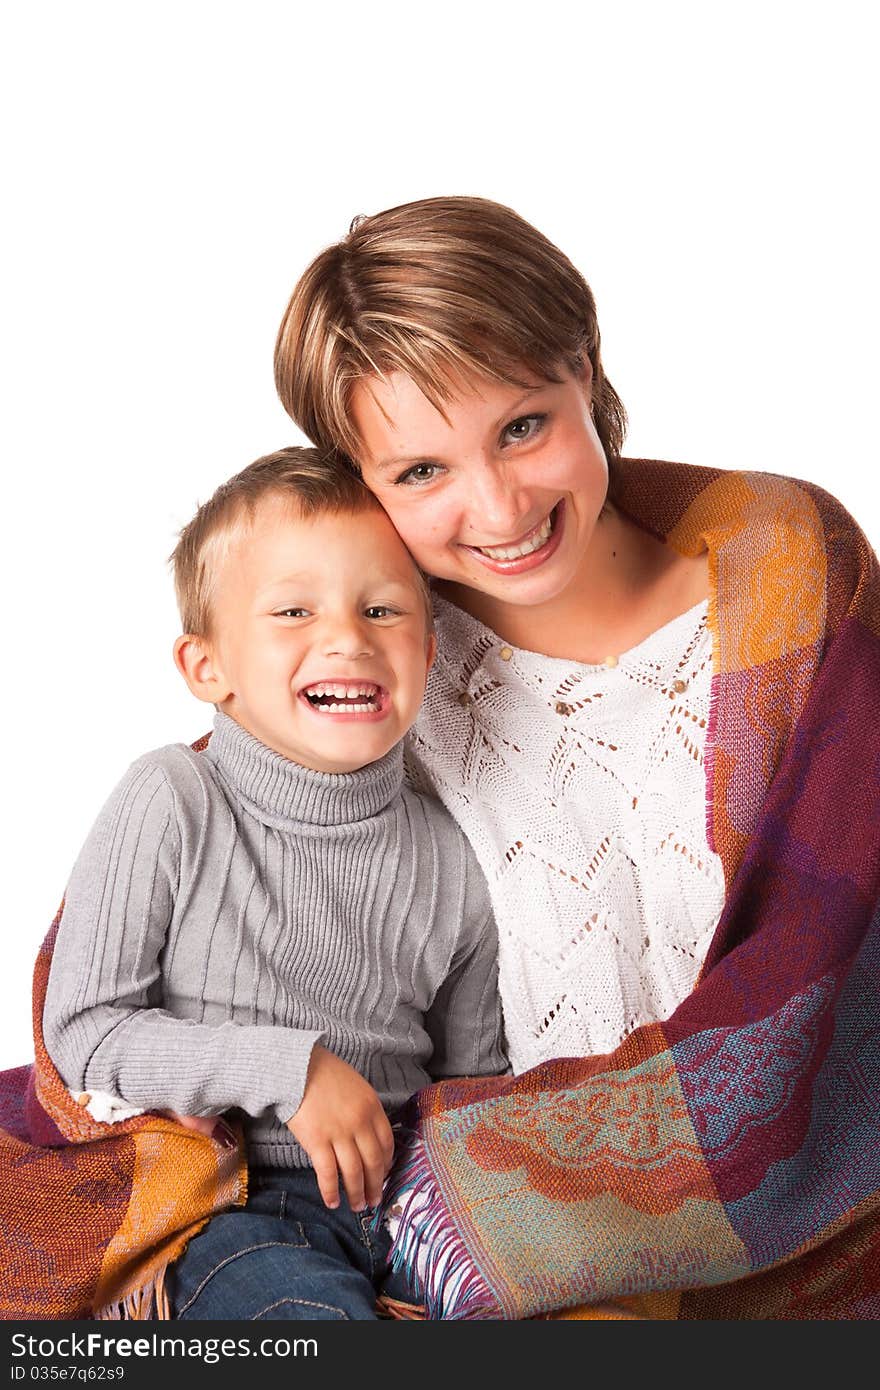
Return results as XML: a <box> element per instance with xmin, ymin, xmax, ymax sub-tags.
<box><xmin>501</xmin><ymin>413</ymin><xmax>546</xmax><ymax>446</ymax></box>
<box><xmin>395</xmin><ymin>461</ymin><xmax>441</xmax><ymax>486</ymax></box>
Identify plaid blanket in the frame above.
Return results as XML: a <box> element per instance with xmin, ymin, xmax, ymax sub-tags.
<box><xmin>382</xmin><ymin>460</ymin><xmax>880</xmax><ymax>1319</ymax></box>
<box><xmin>0</xmin><ymin>740</ymin><xmax>247</xmax><ymax>1318</ymax></box>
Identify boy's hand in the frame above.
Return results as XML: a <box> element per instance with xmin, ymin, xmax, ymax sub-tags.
<box><xmin>287</xmin><ymin>1044</ymin><xmax>394</xmax><ymax>1211</ymax></box>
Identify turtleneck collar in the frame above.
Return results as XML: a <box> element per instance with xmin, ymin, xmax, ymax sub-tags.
<box><xmin>203</xmin><ymin>711</ymin><xmax>404</xmax><ymax>829</ymax></box>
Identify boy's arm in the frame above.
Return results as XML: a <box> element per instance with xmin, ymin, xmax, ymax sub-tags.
<box><xmin>424</xmin><ymin>890</ymin><xmax>508</xmax><ymax>1082</ymax></box>
<box><xmin>43</xmin><ymin>756</ymin><xmax>324</xmax><ymax>1123</ymax></box>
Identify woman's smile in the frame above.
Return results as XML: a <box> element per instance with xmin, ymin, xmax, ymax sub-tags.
<box><xmin>461</xmin><ymin>500</ymin><xmax>565</xmax><ymax>572</ymax></box>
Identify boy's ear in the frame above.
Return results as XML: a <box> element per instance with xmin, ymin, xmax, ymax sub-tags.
<box><xmin>425</xmin><ymin>631</ymin><xmax>437</xmax><ymax>672</ymax></box>
<box><xmin>173</xmin><ymin>634</ymin><xmax>233</xmax><ymax>704</ymax></box>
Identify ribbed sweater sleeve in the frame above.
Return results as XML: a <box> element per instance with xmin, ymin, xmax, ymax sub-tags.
<box><xmin>43</xmin><ymin>757</ymin><xmax>325</xmax><ymax>1122</ymax></box>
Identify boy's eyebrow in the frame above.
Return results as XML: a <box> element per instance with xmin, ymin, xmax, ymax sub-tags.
<box><xmin>373</xmin><ymin>385</ymin><xmax>550</xmax><ymax>472</ymax></box>
<box><xmin>256</xmin><ymin>573</ymin><xmax>312</xmax><ymax>597</ymax></box>
<box><xmin>256</xmin><ymin>572</ymin><xmax>419</xmax><ymax>598</ymax></box>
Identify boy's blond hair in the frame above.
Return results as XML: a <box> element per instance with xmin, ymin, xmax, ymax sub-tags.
<box><xmin>170</xmin><ymin>446</ymin><xmax>431</xmax><ymax>639</ymax></box>
<box><xmin>274</xmin><ymin>196</ymin><xmax>627</xmax><ymax>463</ymax></box>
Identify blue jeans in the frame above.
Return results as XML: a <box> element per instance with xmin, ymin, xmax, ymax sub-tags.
<box><xmin>169</xmin><ymin>1166</ymin><xmax>406</xmax><ymax>1320</ymax></box>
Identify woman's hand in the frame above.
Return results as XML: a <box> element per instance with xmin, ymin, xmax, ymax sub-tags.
<box><xmin>74</xmin><ymin>1092</ymin><xmax>238</xmax><ymax>1148</ymax></box>
<box><xmin>286</xmin><ymin>1043</ymin><xmax>395</xmax><ymax>1211</ymax></box>
<box><xmin>163</xmin><ymin>1111</ymin><xmax>238</xmax><ymax>1149</ymax></box>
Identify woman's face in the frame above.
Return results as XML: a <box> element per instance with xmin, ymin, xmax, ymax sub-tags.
<box><xmin>349</xmin><ymin>363</ymin><xmax>610</xmax><ymax>616</ymax></box>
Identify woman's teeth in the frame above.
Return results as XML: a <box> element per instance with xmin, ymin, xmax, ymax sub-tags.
<box><xmin>303</xmin><ymin>682</ymin><xmax>381</xmax><ymax>713</ymax></box>
<box><xmin>474</xmin><ymin>512</ymin><xmax>553</xmax><ymax>561</ymax></box>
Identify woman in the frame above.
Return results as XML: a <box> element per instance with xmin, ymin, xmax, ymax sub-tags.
<box><xmin>272</xmin><ymin>196</ymin><xmax>880</xmax><ymax>1320</ymax></box>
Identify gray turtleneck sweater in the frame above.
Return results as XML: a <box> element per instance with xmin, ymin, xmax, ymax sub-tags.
<box><xmin>44</xmin><ymin>712</ymin><xmax>506</xmax><ymax>1168</ymax></box>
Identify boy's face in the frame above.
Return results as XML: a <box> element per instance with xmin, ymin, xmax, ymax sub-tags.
<box><xmin>202</xmin><ymin>495</ymin><xmax>435</xmax><ymax>773</ymax></box>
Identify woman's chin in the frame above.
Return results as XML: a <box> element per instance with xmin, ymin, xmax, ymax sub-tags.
<box><xmin>441</xmin><ymin>559</ymin><xmax>578</xmax><ymax>623</ymax></box>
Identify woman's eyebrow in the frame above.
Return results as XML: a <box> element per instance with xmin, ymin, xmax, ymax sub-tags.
<box><xmin>374</xmin><ymin>386</ymin><xmax>550</xmax><ymax>472</ymax></box>
<box><xmin>373</xmin><ymin>454</ymin><xmax>432</xmax><ymax>474</ymax></box>
<box><xmin>491</xmin><ymin>384</ymin><xmax>550</xmax><ymax>430</ymax></box>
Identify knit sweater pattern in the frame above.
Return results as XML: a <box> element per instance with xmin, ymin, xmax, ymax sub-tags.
<box><xmin>44</xmin><ymin>711</ymin><xmax>505</xmax><ymax>1169</ymax></box>
<box><xmin>405</xmin><ymin>595</ymin><xmax>726</xmax><ymax>1074</ymax></box>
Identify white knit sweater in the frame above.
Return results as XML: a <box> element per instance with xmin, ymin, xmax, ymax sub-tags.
<box><xmin>405</xmin><ymin>594</ymin><xmax>726</xmax><ymax>1074</ymax></box>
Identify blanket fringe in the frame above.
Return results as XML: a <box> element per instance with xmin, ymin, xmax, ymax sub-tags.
<box><xmin>96</xmin><ymin>1264</ymin><xmax>171</xmax><ymax>1320</ymax></box>
<box><xmin>375</xmin><ymin>1294</ymin><xmax>427</xmax><ymax>1320</ymax></box>
<box><xmin>383</xmin><ymin>1132</ymin><xmax>497</xmax><ymax>1320</ymax></box>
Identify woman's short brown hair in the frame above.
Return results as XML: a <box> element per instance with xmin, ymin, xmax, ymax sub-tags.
<box><xmin>274</xmin><ymin>196</ymin><xmax>627</xmax><ymax>464</ymax></box>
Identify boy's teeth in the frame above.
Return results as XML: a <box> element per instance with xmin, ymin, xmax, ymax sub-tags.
<box><xmin>308</xmin><ymin>682</ymin><xmax>378</xmax><ymax>697</ymax></box>
<box><xmin>316</xmin><ymin>702</ymin><xmax>375</xmax><ymax>713</ymax></box>
<box><xmin>475</xmin><ymin>513</ymin><xmax>553</xmax><ymax>561</ymax></box>
<box><xmin>303</xmin><ymin>681</ymin><xmax>382</xmax><ymax>711</ymax></box>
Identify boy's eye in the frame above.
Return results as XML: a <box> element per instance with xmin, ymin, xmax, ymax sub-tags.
<box><xmin>275</xmin><ymin>607</ymin><xmax>310</xmax><ymax>618</ymax></box>
<box><xmin>501</xmin><ymin>413</ymin><xmax>546</xmax><ymax>446</ymax></box>
<box><xmin>364</xmin><ymin>605</ymin><xmax>399</xmax><ymax>619</ymax></box>
<box><xmin>395</xmin><ymin>461</ymin><xmax>441</xmax><ymax>486</ymax></box>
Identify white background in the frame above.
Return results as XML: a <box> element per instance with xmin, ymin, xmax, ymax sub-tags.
<box><xmin>1</xmin><ymin>2</ymin><xmax>877</xmax><ymax>1065</ymax></box>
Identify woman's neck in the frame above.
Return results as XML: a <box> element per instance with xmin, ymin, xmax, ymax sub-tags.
<box><xmin>437</xmin><ymin>506</ymin><xmax>709</xmax><ymax>663</ymax></box>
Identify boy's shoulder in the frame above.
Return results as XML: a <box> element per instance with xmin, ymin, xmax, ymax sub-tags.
<box><xmin>125</xmin><ymin>736</ymin><xmax>213</xmax><ymax>780</ymax></box>
<box><xmin>114</xmin><ymin>737</ymin><xmax>224</xmax><ymax>812</ymax></box>
<box><xmin>72</xmin><ymin>739</ymin><xmax>227</xmax><ymax>869</ymax></box>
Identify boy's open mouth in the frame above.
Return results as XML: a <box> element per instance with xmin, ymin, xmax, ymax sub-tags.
<box><xmin>299</xmin><ymin>681</ymin><xmax>387</xmax><ymax>715</ymax></box>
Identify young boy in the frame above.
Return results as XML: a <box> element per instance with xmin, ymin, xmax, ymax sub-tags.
<box><xmin>43</xmin><ymin>447</ymin><xmax>506</xmax><ymax>1321</ymax></box>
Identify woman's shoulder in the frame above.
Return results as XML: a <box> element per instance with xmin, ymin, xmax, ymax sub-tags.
<box><xmin>614</xmin><ymin>458</ymin><xmax>877</xmax><ymax>650</ymax></box>
<box><xmin>612</xmin><ymin>457</ymin><xmax>872</xmax><ymax>558</ymax></box>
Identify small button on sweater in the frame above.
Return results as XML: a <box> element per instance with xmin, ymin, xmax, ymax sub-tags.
<box><xmin>44</xmin><ymin>711</ymin><xmax>506</xmax><ymax>1168</ymax></box>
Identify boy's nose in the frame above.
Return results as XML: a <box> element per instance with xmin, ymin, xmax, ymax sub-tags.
<box><xmin>322</xmin><ymin>617</ymin><xmax>374</xmax><ymax>659</ymax></box>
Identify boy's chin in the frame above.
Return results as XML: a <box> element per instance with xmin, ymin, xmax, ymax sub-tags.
<box><xmin>302</xmin><ymin>732</ymin><xmax>404</xmax><ymax>775</ymax></box>
<box><xmin>228</xmin><ymin>713</ymin><xmax>404</xmax><ymax>774</ymax></box>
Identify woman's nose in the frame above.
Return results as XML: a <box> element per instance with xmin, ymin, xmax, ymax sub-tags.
<box><xmin>469</xmin><ymin>461</ymin><xmax>529</xmax><ymax>536</ymax></box>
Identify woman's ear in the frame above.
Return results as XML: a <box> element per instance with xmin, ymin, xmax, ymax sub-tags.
<box><xmin>173</xmin><ymin>633</ymin><xmax>233</xmax><ymax>704</ymax></box>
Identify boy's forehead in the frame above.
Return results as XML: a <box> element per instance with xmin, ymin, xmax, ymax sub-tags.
<box><xmin>216</xmin><ymin>494</ymin><xmax>418</xmax><ymax>588</ymax></box>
